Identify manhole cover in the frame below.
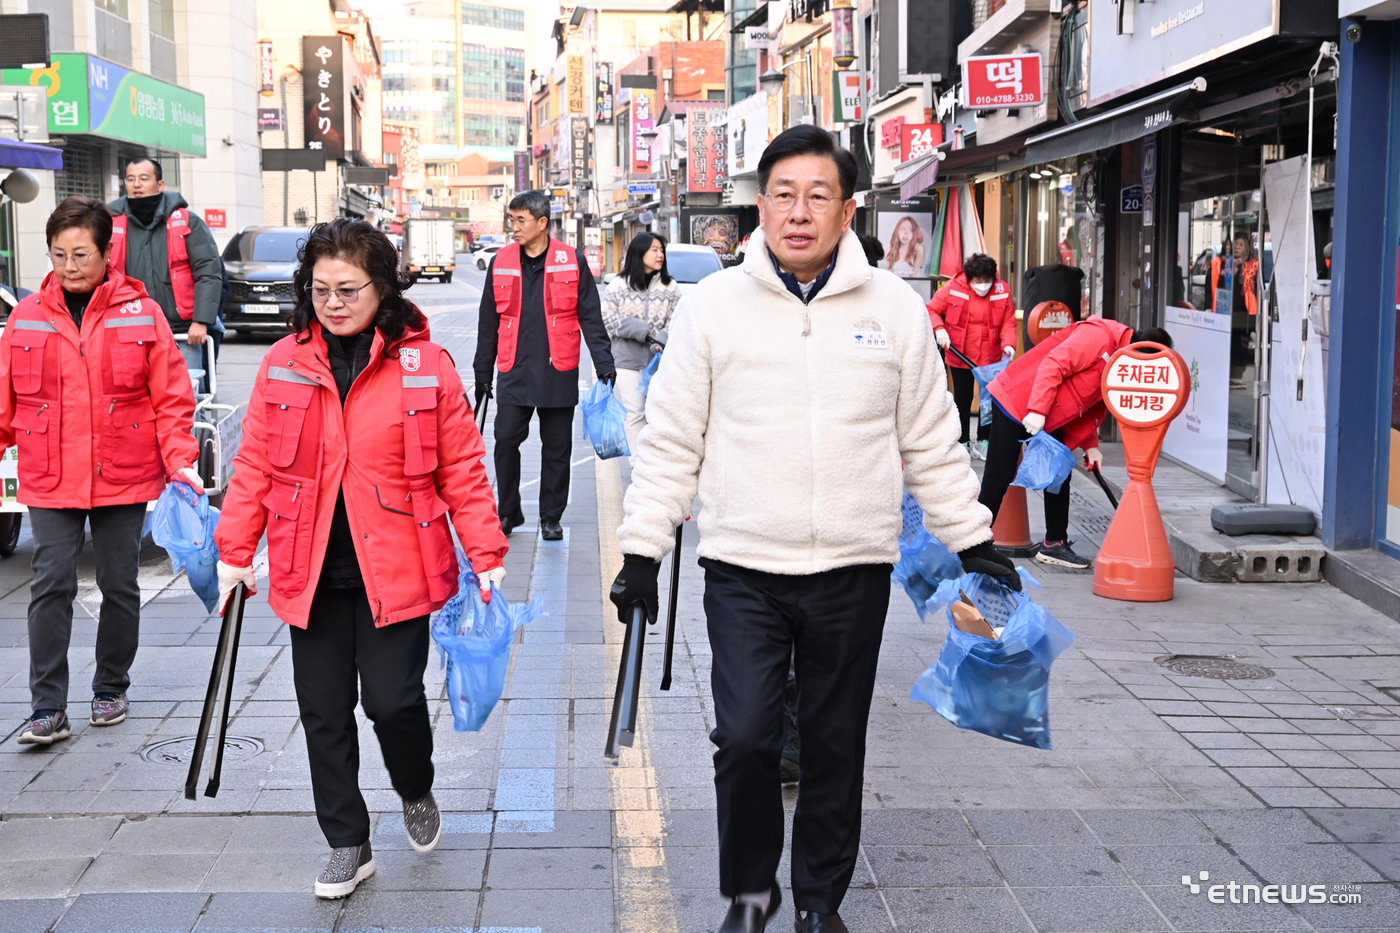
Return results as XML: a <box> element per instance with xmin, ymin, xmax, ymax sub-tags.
<box><xmin>140</xmin><ymin>735</ymin><xmax>264</xmax><ymax>766</ymax></box>
<box><xmin>1155</xmin><ymin>655</ymin><xmax>1274</xmax><ymax>680</ymax></box>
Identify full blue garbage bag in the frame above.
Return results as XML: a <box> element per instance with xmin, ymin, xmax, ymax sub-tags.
<box><xmin>971</xmin><ymin>356</ymin><xmax>1011</xmax><ymax>426</ymax></box>
<box><xmin>580</xmin><ymin>380</ymin><xmax>631</xmax><ymax>460</ymax></box>
<box><xmin>910</xmin><ymin>570</ymin><xmax>1076</xmax><ymax>749</ymax></box>
<box><xmin>637</xmin><ymin>351</ymin><xmax>662</xmax><ymax>396</ymax></box>
<box><xmin>1012</xmin><ymin>431</ymin><xmax>1076</xmax><ymax>495</ymax></box>
<box><xmin>148</xmin><ymin>482</ymin><xmax>221</xmax><ymax>613</ymax></box>
<box><xmin>892</xmin><ymin>527</ymin><xmax>964</xmax><ymax>619</ymax></box>
<box><xmin>431</xmin><ymin>550</ymin><xmax>545</xmax><ymax>731</ymax></box>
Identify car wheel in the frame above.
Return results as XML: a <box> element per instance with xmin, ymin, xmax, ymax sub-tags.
<box><xmin>238</xmin><ymin>328</ymin><xmax>253</xmax><ymax>336</ymax></box>
<box><xmin>0</xmin><ymin>513</ymin><xmax>22</xmax><ymax>558</ymax></box>
<box><xmin>444</xmin><ymin>272</ymin><xmax>452</xmax><ymax>283</ymax></box>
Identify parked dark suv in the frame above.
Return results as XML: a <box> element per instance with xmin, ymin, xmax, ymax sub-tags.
<box><xmin>222</xmin><ymin>226</ymin><xmax>309</xmax><ymax>335</ymax></box>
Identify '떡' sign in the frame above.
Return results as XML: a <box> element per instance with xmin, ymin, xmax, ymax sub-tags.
<box><xmin>302</xmin><ymin>36</ymin><xmax>344</xmax><ymax>160</ymax></box>
<box><xmin>962</xmin><ymin>53</ymin><xmax>1043</xmax><ymax>109</ymax></box>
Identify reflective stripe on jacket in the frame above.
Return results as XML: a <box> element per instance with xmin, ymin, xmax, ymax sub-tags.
<box><xmin>110</xmin><ymin>210</ymin><xmax>196</xmax><ymax>321</ymax></box>
<box><xmin>0</xmin><ymin>269</ymin><xmax>199</xmax><ymax>508</ymax></box>
<box><xmin>987</xmin><ymin>317</ymin><xmax>1134</xmax><ymax>453</ymax></box>
<box><xmin>491</xmin><ymin>238</ymin><xmax>581</xmax><ymax>372</ymax></box>
<box><xmin>925</xmin><ymin>272</ymin><xmax>1016</xmax><ymax>368</ymax></box>
<box><xmin>214</xmin><ymin>320</ymin><xmax>508</xmax><ymax>630</ymax></box>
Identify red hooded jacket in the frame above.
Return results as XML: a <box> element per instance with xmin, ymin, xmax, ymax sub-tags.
<box><xmin>214</xmin><ymin>319</ymin><xmax>507</xmax><ymax>630</ymax></box>
<box><xmin>987</xmin><ymin>317</ymin><xmax>1134</xmax><ymax>453</ymax></box>
<box><xmin>0</xmin><ymin>268</ymin><xmax>198</xmax><ymax>508</ymax></box>
<box><xmin>925</xmin><ymin>272</ymin><xmax>1017</xmax><ymax>368</ymax></box>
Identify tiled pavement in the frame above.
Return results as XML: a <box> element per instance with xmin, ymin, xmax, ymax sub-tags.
<box><xmin>1</xmin><ymin>270</ymin><xmax>1399</xmax><ymax>931</ymax></box>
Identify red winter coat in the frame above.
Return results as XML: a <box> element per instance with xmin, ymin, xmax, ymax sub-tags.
<box><xmin>987</xmin><ymin>317</ymin><xmax>1134</xmax><ymax>453</ymax></box>
<box><xmin>215</xmin><ymin>319</ymin><xmax>507</xmax><ymax>630</ymax></box>
<box><xmin>0</xmin><ymin>269</ymin><xmax>198</xmax><ymax>509</ymax></box>
<box><xmin>925</xmin><ymin>272</ymin><xmax>1017</xmax><ymax>368</ymax></box>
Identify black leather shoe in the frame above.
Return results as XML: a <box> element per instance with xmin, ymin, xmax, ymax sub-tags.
<box><xmin>500</xmin><ymin>516</ymin><xmax>522</xmax><ymax>536</ymax></box>
<box><xmin>541</xmin><ymin>520</ymin><xmax>563</xmax><ymax>541</ymax></box>
<box><xmin>794</xmin><ymin>912</ymin><xmax>847</xmax><ymax>933</ymax></box>
<box><xmin>720</xmin><ymin>885</ymin><xmax>781</xmax><ymax>933</ymax></box>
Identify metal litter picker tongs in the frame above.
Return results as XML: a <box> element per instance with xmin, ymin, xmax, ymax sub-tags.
<box><xmin>185</xmin><ymin>582</ymin><xmax>248</xmax><ymax>799</ymax></box>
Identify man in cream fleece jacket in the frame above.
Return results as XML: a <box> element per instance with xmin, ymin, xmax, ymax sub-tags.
<box><xmin>609</xmin><ymin>126</ymin><xmax>1019</xmax><ymax>933</ymax></box>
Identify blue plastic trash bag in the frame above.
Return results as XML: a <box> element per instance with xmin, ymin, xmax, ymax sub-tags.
<box><xmin>892</xmin><ymin>527</ymin><xmax>964</xmax><ymax>619</ymax></box>
<box><xmin>149</xmin><ymin>482</ymin><xmax>221</xmax><ymax>613</ymax></box>
<box><xmin>971</xmin><ymin>357</ymin><xmax>1011</xmax><ymax>426</ymax></box>
<box><xmin>431</xmin><ymin>550</ymin><xmax>545</xmax><ymax>731</ymax></box>
<box><xmin>1012</xmin><ymin>431</ymin><xmax>1076</xmax><ymax>495</ymax></box>
<box><xmin>580</xmin><ymin>380</ymin><xmax>631</xmax><ymax>460</ymax></box>
<box><xmin>900</xmin><ymin>490</ymin><xmax>925</xmax><ymax>543</ymax></box>
<box><xmin>910</xmin><ymin>569</ymin><xmax>1075</xmax><ymax>749</ymax></box>
<box><xmin>637</xmin><ymin>352</ymin><xmax>662</xmax><ymax>396</ymax></box>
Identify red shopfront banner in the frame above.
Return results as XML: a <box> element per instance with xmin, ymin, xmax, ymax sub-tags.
<box><xmin>630</xmin><ymin>89</ymin><xmax>656</xmax><ymax>174</ymax></box>
<box><xmin>962</xmin><ymin>53</ymin><xmax>1043</xmax><ymax>109</ymax></box>
<box><xmin>686</xmin><ymin>102</ymin><xmax>725</xmax><ymax>193</ymax></box>
<box><xmin>900</xmin><ymin>124</ymin><xmax>943</xmax><ymax>163</ymax></box>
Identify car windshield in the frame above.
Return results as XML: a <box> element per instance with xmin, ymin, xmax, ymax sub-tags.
<box><xmin>226</xmin><ymin>231</ymin><xmax>306</xmax><ymax>263</ymax></box>
<box><xmin>666</xmin><ymin>249</ymin><xmax>723</xmax><ymax>283</ymax></box>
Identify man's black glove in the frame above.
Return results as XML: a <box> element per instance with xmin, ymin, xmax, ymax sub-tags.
<box><xmin>599</xmin><ymin>371</ymin><xmax>617</xmax><ymax>386</ymax></box>
<box><xmin>610</xmin><ymin>554</ymin><xmax>660</xmax><ymax>624</ymax></box>
<box><xmin>474</xmin><ymin>381</ymin><xmax>493</xmax><ymax>408</ymax></box>
<box><xmin>957</xmin><ymin>540</ymin><xmax>1022</xmax><ymax>592</ymax></box>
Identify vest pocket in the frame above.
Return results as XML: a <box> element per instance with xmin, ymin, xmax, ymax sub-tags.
<box><xmin>548</xmin><ymin>274</ymin><xmax>579</xmax><ymax>311</ymax></box>
<box><xmin>99</xmin><ymin>394</ymin><xmax>163</xmax><ymax>485</ymax></box>
<box><xmin>13</xmin><ymin>398</ymin><xmax>59</xmax><ymax>492</ymax></box>
<box><xmin>401</xmin><ymin>389</ymin><xmax>439</xmax><ymax>476</ymax></box>
<box><xmin>264</xmin><ymin>380</ymin><xmax>316</xmax><ymax>468</ymax></box>
<box><xmin>110</xmin><ymin>326</ymin><xmax>157</xmax><ymax>390</ymax></box>
<box><xmin>10</xmin><ymin>330</ymin><xmax>49</xmax><ymax>396</ymax></box>
<box><xmin>409</xmin><ymin>476</ymin><xmax>456</xmax><ymax>602</ymax></box>
<box><xmin>263</xmin><ymin>471</ymin><xmax>317</xmax><ymax>597</ymax></box>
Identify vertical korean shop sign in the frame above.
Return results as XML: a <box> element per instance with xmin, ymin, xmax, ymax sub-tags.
<box><xmin>630</xmin><ymin>89</ymin><xmax>656</xmax><ymax>174</ymax></box>
<box><xmin>567</xmin><ymin>55</ymin><xmax>587</xmax><ymax>116</ymax></box>
<box><xmin>595</xmin><ymin>62</ymin><xmax>613</xmax><ymax>123</ymax></box>
<box><xmin>570</xmin><ymin>116</ymin><xmax>588</xmax><ymax>183</ymax></box>
<box><xmin>302</xmin><ymin>36</ymin><xmax>344</xmax><ymax>160</ymax></box>
<box><xmin>514</xmin><ymin>151</ymin><xmax>530</xmax><ymax>191</ymax></box>
<box><xmin>962</xmin><ymin>53</ymin><xmax>1043</xmax><ymax>109</ymax></box>
<box><xmin>686</xmin><ymin>101</ymin><xmax>724</xmax><ymax>193</ymax></box>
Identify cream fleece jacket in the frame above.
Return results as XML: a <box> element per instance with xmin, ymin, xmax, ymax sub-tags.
<box><xmin>616</xmin><ymin>227</ymin><xmax>994</xmax><ymax>574</ymax></box>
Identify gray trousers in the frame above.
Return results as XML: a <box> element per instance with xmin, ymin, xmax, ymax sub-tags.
<box><xmin>28</xmin><ymin>503</ymin><xmax>147</xmax><ymax>713</ymax></box>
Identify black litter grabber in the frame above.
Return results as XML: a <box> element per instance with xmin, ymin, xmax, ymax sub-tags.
<box><xmin>943</xmin><ymin>343</ymin><xmax>978</xmax><ymax>370</ymax></box>
<box><xmin>185</xmin><ymin>582</ymin><xmax>247</xmax><ymax>800</ymax></box>
<box><xmin>1088</xmin><ymin>462</ymin><xmax>1119</xmax><ymax>510</ymax></box>
<box><xmin>475</xmin><ymin>389</ymin><xmax>491</xmax><ymax>434</ymax></box>
<box><xmin>659</xmin><ymin>521</ymin><xmax>684</xmax><ymax>691</ymax></box>
<box><xmin>605</xmin><ymin>603</ymin><xmax>648</xmax><ymax>758</ymax></box>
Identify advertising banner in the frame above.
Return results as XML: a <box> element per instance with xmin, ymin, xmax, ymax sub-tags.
<box><xmin>1162</xmin><ymin>305</ymin><xmax>1230</xmax><ymax>483</ymax></box>
<box><xmin>259</xmin><ymin>41</ymin><xmax>275</xmax><ymax>95</ymax></box>
<box><xmin>962</xmin><ymin>53</ymin><xmax>1043</xmax><ymax>109</ymax></box>
<box><xmin>514</xmin><ymin>151</ymin><xmax>530</xmax><ymax>191</ymax></box>
<box><xmin>570</xmin><ymin>115</ymin><xmax>588</xmax><ymax>183</ymax></box>
<box><xmin>833</xmin><ymin>71</ymin><xmax>861</xmax><ymax>123</ymax></box>
<box><xmin>567</xmin><ymin>54</ymin><xmax>587</xmax><ymax>116</ymax></box>
<box><xmin>595</xmin><ymin>62</ymin><xmax>613</xmax><ymax>123</ymax></box>
<box><xmin>630</xmin><ymin>89</ymin><xmax>656</xmax><ymax>174</ymax></box>
<box><xmin>900</xmin><ymin>124</ymin><xmax>942</xmax><ymax>163</ymax></box>
<box><xmin>204</xmin><ymin>208</ymin><xmax>227</xmax><ymax>229</ymax></box>
<box><xmin>302</xmin><ymin>36</ymin><xmax>344</xmax><ymax>160</ymax></box>
<box><xmin>685</xmin><ymin>101</ymin><xmax>724</xmax><ymax>193</ymax></box>
<box><xmin>726</xmin><ymin>90</ymin><xmax>768</xmax><ymax>178</ymax></box>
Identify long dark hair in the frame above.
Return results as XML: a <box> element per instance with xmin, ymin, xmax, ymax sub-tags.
<box><xmin>289</xmin><ymin>218</ymin><xmax>423</xmax><ymax>351</ymax></box>
<box><xmin>621</xmin><ymin>232</ymin><xmax>672</xmax><ymax>291</ymax></box>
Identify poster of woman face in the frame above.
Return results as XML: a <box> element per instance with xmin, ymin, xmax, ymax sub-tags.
<box><xmin>876</xmin><ymin>202</ymin><xmax>934</xmax><ymax>278</ymax></box>
<box><xmin>691</xmin><ymin>214</ymin><xmax>740</xmax><ymax>258</ymax></box>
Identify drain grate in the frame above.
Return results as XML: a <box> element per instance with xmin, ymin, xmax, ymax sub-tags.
<box><xmin>1155</xmin><ymin>655</ymin><xmax>1275</xmax><ymax>680</ymax></box>
<box><xmin>140</xmin><ymin>735</ymin><xmax>264</xmax><ymax>766</ymax></box>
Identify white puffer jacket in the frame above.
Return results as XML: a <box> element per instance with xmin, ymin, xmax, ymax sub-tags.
<box><xmin>617</xmin><ymin>228</ymin><xmax>994</xmax><ymax>574</ymax></box>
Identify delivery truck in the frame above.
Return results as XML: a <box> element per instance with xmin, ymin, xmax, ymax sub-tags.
<box><xmin>401</xmin><ymin>218</ymin><xmax>457</xmax><ymax>283</ymax></box>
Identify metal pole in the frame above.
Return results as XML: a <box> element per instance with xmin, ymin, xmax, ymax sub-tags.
<box><xmin>205</xmin><ymin>582</ymin><xmax>247</xmax><ymax>798</ymax></box>
<box><xmin>660</xmin><ymin>522</ymin><xmax>683</xmax><ymax>691</ymax></box>
<box><xmin>280</xmin><ymin>78</ymin><xmax>290</xmax><ymax>226</ymax></box>
<box><xmin>605</xmin><ymin>604</ymin><xmax>648</xmax><ymax>758</ymax></box>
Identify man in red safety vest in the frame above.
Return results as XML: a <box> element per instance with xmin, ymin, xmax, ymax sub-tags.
<box><xmin>473</xmin><ymin>190</ymin><xmax>616</xmax><ymax>541</ymax></box>
<box><xmin>108</xmin><ymin>158</ymin><xmax>224</xmax><ymax>351</ymax></box>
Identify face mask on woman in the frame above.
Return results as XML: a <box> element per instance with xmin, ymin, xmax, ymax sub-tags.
<box><xmin>971</xmin><ymin>281</ymin><xmax>993</xmax><ymax>297</ymax></box>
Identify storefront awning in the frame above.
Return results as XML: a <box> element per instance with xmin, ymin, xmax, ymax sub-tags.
<box><xmin>0</xmin><ymin>138</ymin><xmax>63</xmax><ymax>171</ymax></box>
<box><xmin>1024</xmin><ymin>78</ymin><xmax>1206</xmax><ymax>166</ymax></box>
<box><xmin>897</xmin><ymin>134</ymin><xmax>1032</xmax><ymax>200</ymax></box>
<box><xmin>895</xmin><ymin>152</ymin><xmax>942</xmax><ymax>200</ymax></box>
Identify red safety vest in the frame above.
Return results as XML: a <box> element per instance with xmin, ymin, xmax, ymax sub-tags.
<box><xmin>109</xmin><ymin>209</ymin><xmax>197</xmax><ymax>321</ymax></box>
<box><xmin>1210</xmin><ymin>256</ymin><xmax>1259</xmax><ymax>316</ymax></box>
<box><xmin>490</xmin><ymin>239</ymin><xmax>581</xmax><ymax>372</ymax></box>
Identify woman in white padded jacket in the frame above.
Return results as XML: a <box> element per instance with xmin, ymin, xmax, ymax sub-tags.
<box><xmin>601</xmin><ymin>233</ymin><xmax>681</xmax><ymax>457</ymax></box>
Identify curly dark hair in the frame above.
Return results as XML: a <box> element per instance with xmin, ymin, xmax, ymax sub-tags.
<box><xmin>962</xmin><ymin>253</ymin><xmax>998</xmax><ymax>280</ymax></box>
<box><xmin>289</xmin><ymin>218</ymin><xmax>424</xmax><ymax>351</ymax></box>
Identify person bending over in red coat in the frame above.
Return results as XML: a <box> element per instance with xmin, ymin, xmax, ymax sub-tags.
<box><xmin>980</xmin><ymin>318</ymin><xmax>1172</xmax><ymax>570</ymax></box>
<box><xmin>926</xmin><ymin>253</ymin><xmax>1016</xmax><ymax>460</ymax></box>
<box><xmin>214</xmin><ymin>219</ymin><xmax>508</xmax><ymax>899</ymax></box>
<box><xmin>5</xmin><ymin>197</ymin><xmax>201</xmax><ymax>746</ymax></box>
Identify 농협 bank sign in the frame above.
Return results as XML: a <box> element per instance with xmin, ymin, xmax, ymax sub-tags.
<box><xmin>1086</xmin><ymin>0</ymin><xmax>1331</xmax><ymax>106</ymax></box>
<box><xmin>1</xmin><ymin>53</ymin><xmax>207</xmax><ymax>156</ymax></box>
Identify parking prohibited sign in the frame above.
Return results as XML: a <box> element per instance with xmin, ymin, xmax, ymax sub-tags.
<box><xmin>1103</xmin><ymin>346</ymin><xmax>1188</xmax><ymax>427</ymax></box>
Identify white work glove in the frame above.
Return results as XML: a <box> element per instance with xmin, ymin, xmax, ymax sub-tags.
<box><xmin>1022</xmin><ymin>412</ymin><xmax>1046</xmax><ymax>436</ymax></box>
<box><xmin>479</xmin><ymin>565</ymin><xmax>507</xmax><ymax>602</ymax></box>
<box><xmin>935</xmin><ymin>329</ymin><xmax>951</xmax><ymax>350</ymax></box>
<box><xmin>216</xmin><ymin>561</ymin><xmax>257</xmax><ymax>614</ymax></box>
<box><xmin>1084</xmin><ymin>447</ymin><xmax>1104</xmax><ymax>469</ymax></box>
<box><xmin>171</xmin><ymin>466</ymin><xmax>205</xmax><ymax>495</ymax></box>
<box><xmin>1003</xmin><ymin>345</ymin><xmax>1016</xmax><ymax>358</ymax></box>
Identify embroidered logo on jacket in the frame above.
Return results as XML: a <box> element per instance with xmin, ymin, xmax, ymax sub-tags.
<box><xmin>399</xmin><ymin>347</ymin><xmax>421</xmax><ymax>372</ymax></box>
<box><xmin>554</xmin><ymin>249</ymin><xmax>567</xmax><ymax>263</ymax></box>
<box><xmin>120</xmin><ymin>300</ymin><xmax>144</xmax><ymax>314</ymax></box>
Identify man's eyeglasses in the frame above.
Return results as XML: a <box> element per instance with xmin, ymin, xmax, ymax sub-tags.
<box><xmin>306</xmin><ymin>283</ymin><xmax>373</xmax><ymax>304</ymax></box>
<box><xmin>764</xmin><ymin>190</ymin><xmax>841</xmax><ymax>214</ymax></box>
<box><xmin>48</xmin><ymin>250</ymin><xmax>101</xmax><ymax>268</ymax></box>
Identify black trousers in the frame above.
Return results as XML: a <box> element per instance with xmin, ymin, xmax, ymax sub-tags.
<box><xmin>977</xmin><ymin>405</ymin><xmax>1070</xmax><ymax>543</ymax></box>
<box><xmin>289</xmin><ymin>583</ymin><xmax>434</xmax><ymax>848</ymax></box>
<box><xmin>949</xmin><ymin>366</ymin><xmax>984</xmax><ymax>443</ymax></box>
<box><xmin>493</xmin><ymin>403</ymin><xmax>574</xmax><ymax>524</ymax></box>
<box><xmin>702</xmin><ymin>559</ymin><xmax>891</xmax><ymax>915</ymax></box>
